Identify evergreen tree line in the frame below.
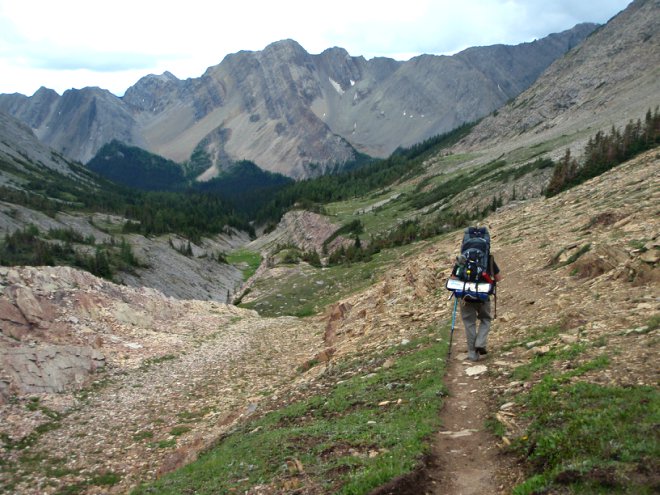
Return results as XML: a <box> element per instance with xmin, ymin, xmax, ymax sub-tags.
<box><xmin>253</xmin><ymin>154</ymin><xmax>423</xmax><ymax>225</ymax></box>
<box><xmin>1</xmin><ymin>168</ymin><xmax>253</xmax><ymax>243</ymax></box>
<box><xmin>546</xmin><ymin>108</ymin><xmax>660</xmax><ymax>197</ymax></box>
<box><xmin>192</xmin><ymin>161</ymin><xmax>294</xmax><ymax>218</ymax></box>
<box><xmin>0</xmin><ymin>225</ymin><xmax>143</xmax><ymax>280</ymax></box>
<box><xmin>120</xmin><ymin>191</ymin><xmax>254</xmax><ymax>243</ymax></box>
<box><xmin>391</xmin><ymin>121</ymin><xmax>476</xmax><ymax>161</ymax></box>
<box><xmin>252</xmin><ymin>124</ymin><xmax>479</xmax><ymax>225</ymax></box>
<box><xmin>87</xmin><ymin>140</ymin><xmax>186</xmax><ymax>191</ymax></box>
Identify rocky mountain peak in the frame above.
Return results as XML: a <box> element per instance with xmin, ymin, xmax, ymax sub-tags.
<box><xmin>32</xmin><ymin>86</ymin><xmax>59</xmax><ymax>99</ymax></box>
<box><xmin>261</xmin><ymin>38</ymin><xmax>310</xmax><ymax>60</ymax></box>
<box><xmin>123</xmin><ymin>71</ymin><xmax>183</xmax><ymax>113</ymax></box>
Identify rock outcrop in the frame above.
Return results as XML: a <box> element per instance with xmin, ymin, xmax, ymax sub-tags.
<box><xmin>248</xmin><ymin>210</ymin><xmax>353</xmax><ymax>255</ymax></box>
<box><xmin>0</xmin><ymin>265</ymin><xmax>255</xmax><ymax>401</ymax></box>
<box><xmin>1</xmin><ymin>345</ymin><xmax>105</xmax><ymax>397</ymax></box>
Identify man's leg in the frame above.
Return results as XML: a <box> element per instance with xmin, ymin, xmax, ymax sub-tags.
<box><xmin>460</xmin><ymin>301</ymin><xmax>479</xmax><ymax>361</ymax></box>
<box><xmin>475</xmin><ymin>300</ymin><xmax>493</xmax><ymax>353</ymax></box>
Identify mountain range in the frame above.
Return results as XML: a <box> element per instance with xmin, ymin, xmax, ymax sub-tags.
<box><xmin>0</xmin><ymin>24</ymin><xmax>597</xmax><ymax>179</ymax></box>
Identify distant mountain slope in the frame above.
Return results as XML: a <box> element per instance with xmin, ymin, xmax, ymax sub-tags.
<box><xmin>87</xmin><ymin>140</ymin><xmax>186</xmax><ymax>191</ymax></box>
<box><xmin>0</xmin><ymin>24</ymin><xmax>597</xmax><ymax>178</ymax></box>
<box><xmin>457</xmin><ymin>0</ymin><xmax>660</xmax><ymax>153</ymax></box>
<box><xmin>0</xmin><ymin>87</ymin><xmax>138</xmax><ymax>167</ymax></box>
<box><xmin>0</xmin><ymin>109</ymin><xmax>100</xmax><ymax>190</ymax></box>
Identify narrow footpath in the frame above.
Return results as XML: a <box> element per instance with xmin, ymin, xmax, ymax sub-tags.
<box><xmin>431</xmin><ymin>346</ymin><xmax>508</xmax><ymax>495</ymax></box>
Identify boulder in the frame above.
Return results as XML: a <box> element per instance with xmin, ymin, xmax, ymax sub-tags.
<box><xmin>0</xmin><ymin>344</ymin><xmax>106</xmax><ymax>398</ymax></box>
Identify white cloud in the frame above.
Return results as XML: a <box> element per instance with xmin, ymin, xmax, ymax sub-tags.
<box><xmin>0</xmin><ymin>0</ymin><xmax>633</xmax><ymax>96</ymax></box>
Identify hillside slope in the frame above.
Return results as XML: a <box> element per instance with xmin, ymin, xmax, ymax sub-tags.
<box><xmin>0</xmin><ymin>109</ymin><xmax>248</xmax><ymax>301</ymax></box>
<box><xmin>456</xmin><ymin>0</ymin><xmax>660</xmax><ymax>158</ymax></box>
<box><xmin>1</xmin><ymin>148</ymin><xmax>656</xmax><ymax>494</ymax></box>
<box><xmin>0</xmin><ymin>111</ymin><xmax>96</xmax><ymax>186</ymax></box>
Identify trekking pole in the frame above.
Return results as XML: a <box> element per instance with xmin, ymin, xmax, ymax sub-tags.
<box><xmin>494</xmin><ymin>289</ymin><xmax>497</xmax><ymax>320</ymax></box>
<box><xmin>447</xmin><ymin>296</ymin><xmax>458</xmax><ymax>359</ymax></box>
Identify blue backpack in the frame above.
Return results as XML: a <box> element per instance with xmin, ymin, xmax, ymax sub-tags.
<box><xmin>447</xmin><ymin>226</ymin><xmax>493</xmax><ymax>301</ymax></box>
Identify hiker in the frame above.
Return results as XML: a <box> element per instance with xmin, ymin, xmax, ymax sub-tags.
<box><xmin>447</xmin><ymin>227</ymin><xmax>502</xmax><ymax>361</ymax></box>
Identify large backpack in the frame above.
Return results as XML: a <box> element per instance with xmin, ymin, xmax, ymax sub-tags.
<box><xmin>459</xmin><ymin>227</ymin><xmax>491</xmax><ymax>283</ymax></box>
<box><xmin>447</xmin><ymin>226</ymin><xmax>493</xmax><ymax>301</ymax></box>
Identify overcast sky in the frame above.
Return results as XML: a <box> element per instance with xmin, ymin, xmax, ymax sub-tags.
<box><xmin>0</xmin><ymin>0</ymin><xmax>632</xmax><ymax>97</ymax></box>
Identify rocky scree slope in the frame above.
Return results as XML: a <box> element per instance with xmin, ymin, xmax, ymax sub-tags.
<box><xmin>0</xmin><ymin>204</ymin><xmax>249</xmax><ymax>301</ymax></box>
<box><xmin>0</xmin><ymin>265</ymin><xmax>324</xmax><ymax>493</ymax></box>
<box><xmin>0</xmin><ymin>111</ymin><xmax>95</xmax><ymax>186</ymax></box>
<box><xmin>0</xmin><ymin>25</ymin><xmax>596</xmax><ymax>178</ymax></box>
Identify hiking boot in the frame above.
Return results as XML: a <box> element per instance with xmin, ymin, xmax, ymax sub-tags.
<box><xmin>467</xmin><ymin>350</ymin><xmax>479</xmax><ymax>361</ymax></box>
<box><xmin>476</xmin><ymin>347</ymin><xmax>488</xmax><ymax>355</ymax></box>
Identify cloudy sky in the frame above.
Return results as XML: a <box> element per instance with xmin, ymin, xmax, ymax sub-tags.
<box><xmin>0</xmin><ymin>0</ymin><xmax>632</xmax><ymax>97</ymax></box>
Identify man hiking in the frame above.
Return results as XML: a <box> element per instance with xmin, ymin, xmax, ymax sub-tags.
<box><xmin>447</xmin><ymin>226</ymin><xmax>502</xmax><ymax>361</ymax></box>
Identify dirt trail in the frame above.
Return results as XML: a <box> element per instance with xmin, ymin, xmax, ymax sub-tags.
<box><xmin>426</xmin><ymin>229</ymin><xmax>526</xmax><ymax>494</ymax></box>
<box><xmin>431</xmin><ymin>349</ymin><xmax>503</xmax><ymax>495</ymax></box>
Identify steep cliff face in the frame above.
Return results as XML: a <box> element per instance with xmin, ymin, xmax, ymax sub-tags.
<box><xmin>182</xmin><ymin>40</ymin><xmax>358</xmax><ymax>178</ymax></box>
<box><xmin>0</xmin><ymin>25</ymin><xmax>597</xmax><ymax>178</ymax></box>
<box><xmin>122</xmin><ymin>71</ymin><xmax>184</xmax><ymax>114</ymax></box>
<box><xmin>457</xmin><ymin>0</ymin><xmax>660</xmax><ymax>153</ymax></box>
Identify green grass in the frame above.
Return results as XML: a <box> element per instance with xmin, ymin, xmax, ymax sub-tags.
<box><xmin>646</xmin><ymin>314</ymin><xmax>660</xmax><ymax>331</ymax></box>
<box><xmin>150</xmin><ymin>439</ymin><xmax>177</xmax><ymax>449</ymax></box>
<box><xmin>324</xmin><ymin>185</ymin><xmax>417</xmax><ymax>238</ymax></box>
<box><xmin>131</xmin><ymin>330</ymin><xmax>450</xmax><ymax>494</ymax></box>
<box><xmin>89</xmin><ymin>472</ymin><xmax>121</xmax><ymax>486</ymax></box>
<box><xmin>139</xmin><ymin>354</ymin><xmax>177</xmax><ymax>370</ymax></box>
<box><xmin>511</xmin><ymin>343</ymin><xmax>587</xmax><ymax>381</ymax></box>
<box><xmin>513</xmin><ymin>379</ymin><xmax>659</xmax><ymax>494</ymax></box>
<box><xmin>502</xmin><ymin>130</ymin><xmax>591</xmax><ymax>164</ymax></box>
<box><xmin>132</xmin><ymin>430</ymin><xmax>154</xmax><ymax>441</ymax></box>
<box><xmin>169</xmin><ymin>426</ymin><xmax>191</xmax><ymax>437</ymax></box>
<box><xmin>177</xmin><ymin>407</ymin><xmax>213</xmax><ymax>422</ymax></box>
<box><xmin>226</xmin><ymin>248</ymin><xmax>262</xmax><ymax>280</ymax></box>
<box><xmin>423</xmin><ymin>152</ymin><xmax>480</xmax><ymax>176</ymax></box>
<box><xmin>503</xmin><ymin>324</ymin><xmax>660</xmax><ymax>494</ymax></box>
<box><xmin>240</xmin><ymin>240</ymin><xmax>425</xmax><ymax>317</ymax></box>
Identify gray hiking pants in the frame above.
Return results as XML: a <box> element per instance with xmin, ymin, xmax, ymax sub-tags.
<box><xmin>460</xmin><ymin>299</ymin><xmax>492</xmax><ymax>359</ymax></box>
